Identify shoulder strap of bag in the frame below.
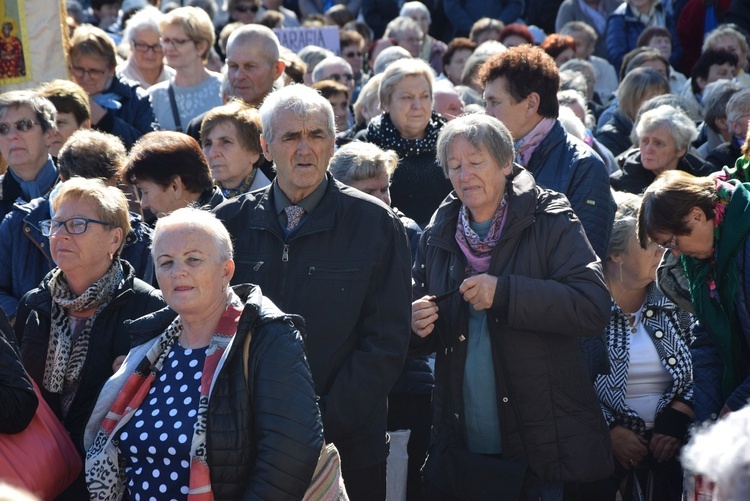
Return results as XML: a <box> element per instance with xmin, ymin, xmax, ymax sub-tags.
<box><xmin>167</xmin><ymin>84</ymin><xmax>182</xmax><ymax>132</ymax></box>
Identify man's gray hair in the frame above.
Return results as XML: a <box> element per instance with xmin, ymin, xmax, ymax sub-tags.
<box><xmin>372</xmin><ymin>46</ymin><xmax>411</xmax><ymax>75</ymax></box>
<box><xmin>312</xmin><ymin>56</ymin><xmax>353</xmax><ymax>83</ymax></box>
<box><xmin>634</xmin><ymin>104</ymin><xmax>697</xmax><ymax>152</ymax></box>
<box><xmin>702</xmin><ymin>79</ymin><xmax>742</xmax><ymax>132</ymax></box>
<box><xmin>726</xmin><ymin>88</ymin><xmax>750</xmax><ymax>130</ymax></box>
<box><xmin>329</xmin><ymin>142</ymin><xmax>399</xmax><ymax>184</ymax></box>
<box><xmin>259</xmin><ymin>84</ymin><xmax>335</xmax><ymax>142</ymax></box>
<box><xmin>384</xmin><ymin>16</ymin><xmax>423</xmax><ymax>41</ymax></box>
<box><xmin>227</xmin><ymin>24</ymin><xmax>281</xmax><ymax>63</ymax></box>
<box><xmin>400</xmin><ymin>1</ymin><xmax>431</xmax><ymax>24</ymax></box>
<box><xmin>436</xmin><ymin>114</ymin><xmax>514</xmax><ymax>177</ymax></box>
<box><xmin>153</xmin><ymin>207</ymin><xmax>234</xmax><ymax>262</ymax></box>
<box><xmin>0</xmin><ymin>90</ymin><xmax>56</xmax><ymax>132</ymax></box>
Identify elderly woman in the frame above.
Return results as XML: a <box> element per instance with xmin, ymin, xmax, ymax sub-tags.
<box><xmin>559</xmin><ymin>21</ymin><xmax>619</xmax><ymax>101</ymax></box>
<box><xmin>611</xmin><ymin>105</ymin><xmax>710</xmax><ymax>194</ymax></box>
<box><xmin>596</xmin><ymin>67</ymin><xmax>670</xmax><ymax>157</ymax></box>
<box><xmin>400</xmin><ymin>1</ymin><xmax>447</xmax><ymax>73</ymax></box>
<box><xmin>116</xmin><ymin>6</ymin><xmax>175</xmax><ymax>89</ymax></box>
<box><xmin>338</xmin><ymin>73</ymin><xmax>382</xmax><ymax>145</ymax></box>
<box><xmin>411</xmin><ymin>114</ymin><xmax>613</xmax><ymax>499</ymax></box>
<box><xmin>329</xmin><ymin>140</ymin><xmax>427</xmax><ymax>499</ymax></box>
<box><xmin>147</xmin><ymin>7</ymin><xmax>222</xmax><ymax>132</ymax></box>
<box><xmin>581</xmin><ymin>191</ymin><xmax>695</xmax><ymax>500</ymax></box>
<box><xmin>13</xmin><ymin>177</ymin><xmax>165</xmax><ymax>500</ymax></box>
<box><xmin>636</xmin><ymin>26</ymin><xmax>687</xmax><ymax>93</ymax></box>
<box><xmin>123</xmin><ymin>131</ymin><xmax>225</xmax><ymax>219</ymax></box>
<box><xmin>67</xmin><ymin>25</ymin><xmax>156</xmax><ymax>149</ymax></box>
<box><xmin>201</xmin><ymin>100</ymin><xmax>271</xmax><ymax>198</ymax></box>
<box><xmin>357</xmin><ymin>58</ymin><xmax>452</xmax><ymax>228</ymax></box>
<box><xmin>638</xmin><ymin>169</ymin><xmax>750</xmax><ymax>425</ymax></box>
<box><xmin>37</xmin><ymin>79</ymin><xmax>91</xmax><ymax>157</ymax></box>
<box><xmin>706</xmin><ymin>89</ymin><xmax>750</xmax><ymax>171</ymax></box>
<box><xmin>84</xmin><ymin>207</ymin><xmax>325</xmax><ymax>500</ymax></box>
<box><xmin>383</xmin><ymin>16</ymin><xmax>424</xmax><ymax>59</ymax></box>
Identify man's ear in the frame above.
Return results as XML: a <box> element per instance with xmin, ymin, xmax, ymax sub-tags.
<box><xmin>260</xmin><ymin>135</ymin><xmax>273</xmax><ymax>161</ymax></box>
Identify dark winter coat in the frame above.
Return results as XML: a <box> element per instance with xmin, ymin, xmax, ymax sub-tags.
<box><xmin>96</xmin><ymin>74</ymin><xmax>157</xmax><ymax>149</ymax></box>
<box><xmin>0</xmin><ymin>308</ymin><xmax>37</xmax><ymax>434</ymax></box>
<box><xmin>411</xmin><ymin>165</ymin><xmax>614</xmax><ymax>484</ymax></box>
<box><xmin>610</xmin><ymin>148</ymin><xmax>714</xmax><ymax>195</ymax></box>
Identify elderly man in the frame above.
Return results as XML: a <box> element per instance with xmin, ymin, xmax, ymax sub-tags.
<box><xmin>214</xmin><ymin>84</ymin><xmax>411</xmax><ymax>501</ymax></box>
<box><xmin>312</xmin><ymin>56</ymin><xmax>356</xmax><ymax>96</ymax></box>
<box><xmin>0</xmin><ymin>91</ymin><xmax>58</xmax><ymax>221</ymax></box>
<box><xmin>186</xmin><ymin>24</ymin><xmax>286</xmax><ymax>141</ymax></box>
<box><xmin>433</xmin><ymin>82</ymin><xmax>465</xmax><ymax>121</ymax></box>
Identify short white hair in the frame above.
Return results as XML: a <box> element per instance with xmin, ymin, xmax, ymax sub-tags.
<box><xmin>311</xmin><ymin>56</ymin><xmax>353</xmax><ymax>83</ymax></box>
<box><xmin>153</xmin><ymin>207</ymin><xmax>233</xmax><ymax>262</ymax></box>
<box><xmin>259</xmin><ymin>84</ymin><xmax>335</xmax><ymax>142</ymax></box>
<box><xmin>400</xmin><ymin>1</ymin><xmax>431</xmax><ymax>24</ymax></box>
<box><xmin>122</xmin><ymin>5</ymin><xmax>163</xmax><ymax>43</ymax></box>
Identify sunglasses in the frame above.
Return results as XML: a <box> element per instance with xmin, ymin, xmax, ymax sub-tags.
<box><xmin>0</xmin><ymin>119</ymin><xmax>40</xmax><ymax>135</ymax></box>
<box><xmin>234</xmin><ymin>4</ymin><xmax>259</xmax><ymax>13</ymax></box>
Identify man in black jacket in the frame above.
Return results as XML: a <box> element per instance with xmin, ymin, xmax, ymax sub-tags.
<box><xmin>214</xmin><ymin>83</ymin><xmax>412</xmax><ymax>501</ymax></box>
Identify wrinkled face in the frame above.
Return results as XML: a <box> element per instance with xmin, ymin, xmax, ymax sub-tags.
<box><xmin>384</xmin><ymin>75</ymin><xmax>432</xmax><ymax>140</ymax></box>
<box><xmin>203</xmin><ymin>121</ymin><xmax>260</xmax><ymax>188</ymax></box>
<box><xmin>161</xmin><ymin>24</ymin><xmax>203</xmax><ymax>68</ymax></box>
<box><xmin>231</xmin><ymin>0</ymin><xmax>260</xmax><ymax>23</ymax></box>
<box><xmin>433</xmin><ymin>91</ymin><xmax>464</xmax><ymax>121</ymax></box>
<box><xmin>70</xmin><ymin>54</ymin><xmax>115</xmax><ymax>96</ymax></box>
<box><xmin>639</xmin><ymin>126</ymin><xmax>685</xmax><ymax>176</ymax></box>
<box><xmin>131</xmin><ymin>28</ymin><xmax>164</xmax><ymax>73</ymax></box>
<box><xmin>647</xmin><ymin>36</ymin><xmax>672</xmax><ymax>61</ymax></box>
<box><xmin>136</xmin><ymin>179</ymin><xmax>185</xmax><ymax>218</ymax></box>
<box><xmin>444</xmin><ymin>48</ymin><xmax>472</xmax><ymax>85</ymax></box>
<box><xmin>341</xmin><ymin>44</ymin><xmax>363</xmax><ymax>78</ymax></box>
<box><xmin>261</xmin><ymin>108</ymin><xmax>335</xmax><ymax>202</ymax></box>
<box><xmin>49</xmin><ymin>197</ymin><xmax>122</xmax><ymax>278</ymax></box>
<box><xmin>0</xmin><ymin>104</ymin><xmax>52</xmax><ymax>173</ymax></box>
<box><xmin>348</xmin><ymin>169</ymin><xmax>391</xmax><ymax>206</ymax></box>
<box><xmin>447</xmin><ymin>136</ymin><xmax>512</xmax><ymax>222</ymax></box>
<box><xmin>617</xmin><ymin>233</ymin><xmax>664</xmax><ymax>287</ymax></box>
<box><xmin>327</xmin><ymin>92</ymin><xmax>350</xmax><ymax>132</ymax></box>
<box><xmin>49</xmin><ymin>112</ymin><xmax>84</xmax><ymax>157</ymax></box>
<box><xmin>484</xmin><ymin>77</ymin><xmax>532</xmax><ymax>140</ymax></box>
<box><xmin>554</xmin><ymin>48</ymin><xmax>576</xmax><ymax>67</ymax></box>
<box><xmin>396</xmin><ymin>29</ymin><xmax>423</xmax><ymax>58</ymax></box>
<box><xmin>226</xmin><ymin>42</ymin><xmax>280</xmax><ymax>106</ymax></box>
<box><xmin>651</xmin><ymin>208</ymin><xmax>715</xmax><ymax>260</ymax></box>
<box><xmin>154</xmin><ymin>225</ymin><xmax>234</xmax><ymax>318</ymax></box>
<box><xmin>730</xmin><ymin>110</ymin><xmax>750</xmax><ymax>139</ymax></box>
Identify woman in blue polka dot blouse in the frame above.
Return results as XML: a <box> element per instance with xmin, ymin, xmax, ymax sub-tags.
<box><xmin>84</xmin><ymin>207</ymin><xmax>325</xmax><ymax>500</ymax></box>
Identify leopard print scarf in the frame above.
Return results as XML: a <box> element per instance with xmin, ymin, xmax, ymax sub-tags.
<box><xmin>43</xmin><ymin>259</ymin><xmax>123</xmax><ymax>400</ymax></box>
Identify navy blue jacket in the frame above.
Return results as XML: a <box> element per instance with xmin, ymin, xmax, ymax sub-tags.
<box><xmin>96</xmin><ymin>74</ymin><xmax>157</xmax><ymax>149</ymax></box>
<box><xmin>606</xmin><ymin>2</ymin><xmax>673</xmax><ymax>73</ymax></box>
<box><xmin>526</xmin><ymin>120</ymin><xmax>615</xmax><ymax>262</ymax></box>
<box><xmin>0</xmin><ymin>195</ymin><xmax>154</xmax><ymax>319</ymax></box>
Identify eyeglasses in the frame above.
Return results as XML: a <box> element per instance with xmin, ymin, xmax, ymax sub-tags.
<box><xmin>658</xmin><ymin>235</ymin><xmax>678</xmax><ymax>250</ymax></box>
<box><xmin>234</xmin><ymin>4</ymin><xmax>259</xmax><ymax>13</ymax></box>
<box><xmin>132</xmin><ymin>41</ymin><xmax>163</xmax><ymax>53</ymax></box>
<box><xmin>69</xmin><ymin>65</ymin><xmax>108</xmax><ymax>78</ymax></box>
<box><xmin>0</xmin><ymin>119</ymin><xmax>40</xmax><ymax>136</ymax></box>
<box><xmin>160</xmin><ymin>37</ymin><xmax>193</xmax><ymax>48</ymax></box>
<box><xmin>39</xmin><ymin>218</ymin><xmax>112</xmax><ymax>237</ymax></box>
<box><xmin>328</xmin><ymin>73</ymin><xmax>355</xmax><ymax>82</ymax></box>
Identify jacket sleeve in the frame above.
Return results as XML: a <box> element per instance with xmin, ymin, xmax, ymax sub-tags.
<box><xmin>606</xmin><ymin>13</ymin><xmax>628</xmax><ymax>73</ymax></box>
<box><xmin>493</xmin><ymin>210</ymin><xmax>611</xmax><ymax>337</ymax></box>
<box><xmin>409</xmin><ymin>229</ymin><xmax>438</xmax><ymax>357</ymax></box>
<box><xmin>0</xmin><ymin>212</ymin><xmax>19</xmax><ymax>319</ymax></box>
<box><xmin>442</xmin><ymin>0</ymin><xmax>475</xmax><ymax>36</ymax></box>
<box><xmin>0</xmin><ymin>311</ymin><xmax>38</xmax><ymax>434</ymax></box>
<box><xmin>102</xmin><ymin>89</ymin><xmax>157</xmax><ymax>149</ymax></box>
<box><xmin>499</xmin><ymin>0</ymin><xmax>524</xmax><ymax>24</ymax></box>
<box><xmin>565</xmin><ymin>150</ymin><xmax>616</xmax><ymax>263</ymax></box>
<box><xmin>690</xmin><ymin>323</ymin><xmax>725</xmax><ymax>421</ymax></box>
<box><xmin>317</xmin><ymin>213</ymin><xmax>412</xmax><ymax>440</ymax></box>
<box><xmin>244</xmin><ymin>326</ymin><xmax>324</xmax><ymax>500</ymax></box>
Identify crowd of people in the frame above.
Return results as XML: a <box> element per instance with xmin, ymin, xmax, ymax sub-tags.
<box><xmin>1</xmin><ymin>0</ymin><xmax>750</xmax><ymax>499</ymax></box>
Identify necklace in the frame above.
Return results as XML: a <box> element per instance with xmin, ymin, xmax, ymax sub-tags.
<box><xmin>622</xmin><ymin>304</ymin><xmax>645</xmax><ymax>334</ymax></box>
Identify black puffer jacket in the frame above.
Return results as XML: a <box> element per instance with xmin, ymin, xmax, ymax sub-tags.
<box><xmin>0</xmin><ymin>308</ymin><xmax>37</xmax><ymax>434</ymax></box>
<box><xmin>14</xmin><ymin>260</ymin><xmax>165</xmax><ymax>500</ymax></box>
<box><xmin>412</xmin><ymin>165</ymin><xmax>614</xmax><ymax>484</ymax></box>
<box><xmin>123</xmin><ymin>284</ymin><xmax>324</xmax><ymax>500</ymax></box>
<box><xmin>611</xmin><ymin>148</ymin><xmax>714</xmax><ymax>195</ymax></box>
<box><xmin>596</xmin><ymin>109</ymin><xmax>633</xmax><ymax>157</ymax></box>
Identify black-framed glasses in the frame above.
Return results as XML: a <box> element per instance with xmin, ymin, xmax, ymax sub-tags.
<box><xmin>328</xmin><ymin>73</ymin><xmax>354</xmax><ymax>82</ymax></box>
<box><xmin>234</xmin><ymin>4</ymin><xmax>259</xmax><ymax>13</ymax></box>
<box><xmin>69</xmin><ymin>65</ymin><xmax>107</xmax><ymax>78</ymax></box>
<box><xmin>160</xmin><ymin>37</ymin><xmax>193</xmax><ymax>47</ymax></box>
<box><xmin>132</xmin><ymin>41</ymin><xmax>163</xmax><ymax>53</ymax></box>
<box><xmin>658</xmin><ymin>235</ymin><xmax>678</xmax><ymax>250</ymax></box>
<box><xmin>0</xmin><ymin>119</ymin><xmax>40</xmax><ymax>136</ymax></box>
<box><xmin>40</xmin><ymin>218</ymin><xmax>112</xmax><ymax>237</ymax></box>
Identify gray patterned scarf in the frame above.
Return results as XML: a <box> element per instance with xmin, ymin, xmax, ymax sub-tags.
<box><xmin>43</xmin><ymin>260</ymin><xmax>124</xmax><ymax>404</ymax></box>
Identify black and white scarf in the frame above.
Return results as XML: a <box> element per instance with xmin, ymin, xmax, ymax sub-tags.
<box><xmin>43</xmin><ymin>260</ymin><xmax>123</xmax><ymax>404</ymax></box>
<box><xmin>366</xmin><ymin>111</ymin><xmax>445</xmax><ymax>157</ymax></box>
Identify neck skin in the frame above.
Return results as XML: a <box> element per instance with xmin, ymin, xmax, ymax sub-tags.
<box><xmin>604</xmin><ymin>259</ymin><xmax>649</xmax><ymax>313</ymax></box>
<box><xmin>180</xmin><ymin>289</ymin><xmax>230</xmax><ymax>349</ymax></box>
<box><xmin>65</xmin><ymin>259</ymin><xmax>113</xmax><ymax>297</ymax></box>
<box><xmin>140</xmin><ymin>65</ymin><xmax>163</xmax><ymax>86</ymax></box>
<box><xmin>13</xmin><ymin>155</ymin><xmax>49</xmax><ymax>181</ymax></box>
<box><xmin>515</xmin><ymin>115</ymin><xmax>544</xmax><ymax>143</ymax></box>
<box><xmin>174</xmin><ymin>61</ymin><xmax>211</xmax><ymax>87</ymax></box>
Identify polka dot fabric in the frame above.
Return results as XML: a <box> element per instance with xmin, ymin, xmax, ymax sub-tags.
<box><xmin>117</xmin><ymin>344</ymin><xmax>206</xmax><ymax>500</ymax></box>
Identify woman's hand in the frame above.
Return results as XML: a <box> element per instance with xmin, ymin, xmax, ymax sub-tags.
<box><xmin>459</xmin><ymin>274</ymin><xmax>497</xmax><ymax>310</ymax></box>
<box><xmin>412</xmin><ymin>296</ymin><xmax>438</xmax><ymax>338</ymax></box>
<box><xmin>89</xmin><ymin>99</ymin><xmax>107</xmax><ymax>125</ymax></box>
<box><xmin>649</xmin><ymin>433</ymin><xmax>681</xmax><ymax>463</ymax></box>
<box><xmin>610</xmin><ymin>425</ymin><xmax>648</xmax><ymax>469</ymax></box>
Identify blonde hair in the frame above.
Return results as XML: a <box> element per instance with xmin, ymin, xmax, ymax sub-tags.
<box><xmin>160</xmin><ymin>6</ymin><xmax>215</xmax><ymax>62</ymax></box>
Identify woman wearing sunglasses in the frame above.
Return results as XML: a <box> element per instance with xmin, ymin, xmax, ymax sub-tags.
<box><xmin>13</xmin><ymin>177</ymin><xmax>165</xmax><ymax>500</ymax></box>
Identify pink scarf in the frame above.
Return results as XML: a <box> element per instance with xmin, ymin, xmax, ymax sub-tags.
<box><xmin>514</xmin><ymin>117</ymin><xmax>556</xmax><ymax>167</ymax></box>
<box><xmin>455</xmin><ymin>194</ymin><xmax>509</xmax><ymax>276</ymax></box>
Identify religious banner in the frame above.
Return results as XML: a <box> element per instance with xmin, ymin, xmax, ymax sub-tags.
<box><xmin>274</xmin><ymin>26</ymin><xmax>341</xmax><ymax>56</ymax></box>
<box><xmin>0</xmin><ymin>0</ymin><xmax>69</xmax><ymax>91</ymax></box>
